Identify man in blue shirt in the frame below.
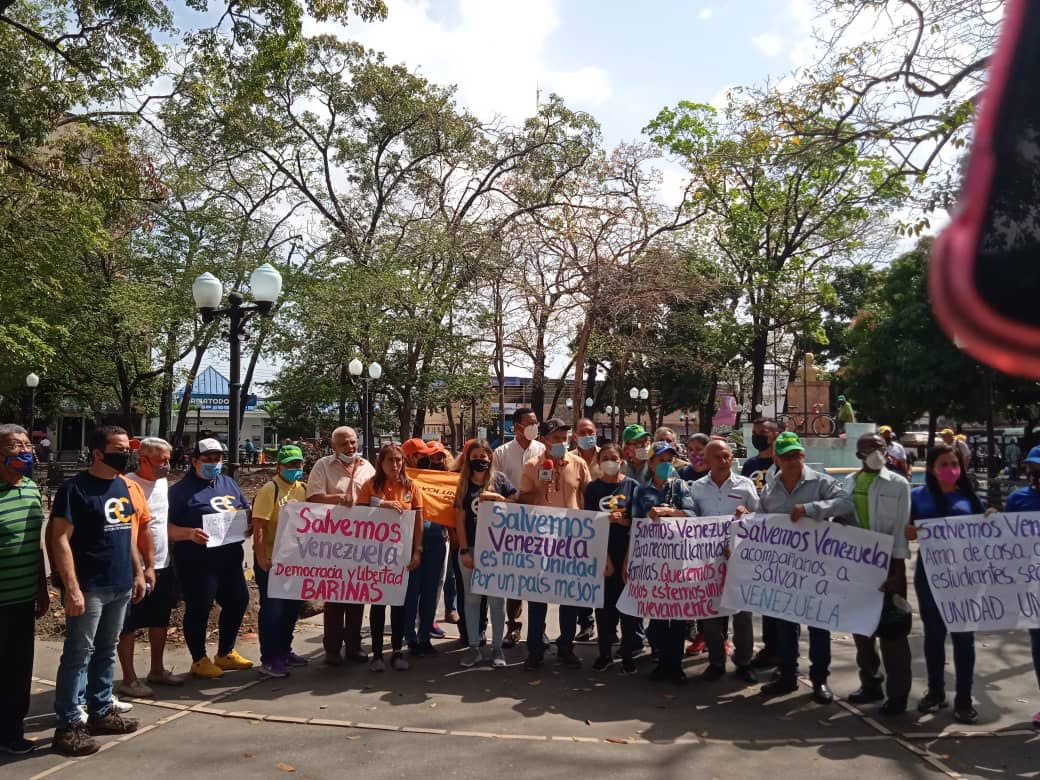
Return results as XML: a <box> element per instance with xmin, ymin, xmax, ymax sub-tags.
<box><xmin>1004</xmin><ymin>445</ymin><xmax>1040</xmax><ymax>729</ymax></box>
<box><xmin>50</xmin><ymin>426</ymin><xmax>147</xmax><ymax>756</ymax></box>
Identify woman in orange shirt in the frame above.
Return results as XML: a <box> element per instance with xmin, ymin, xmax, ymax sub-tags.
<box><xmin>356</xmin><ymin>443</ymin><xmax>424</xmax><ymax>672</ymax></box>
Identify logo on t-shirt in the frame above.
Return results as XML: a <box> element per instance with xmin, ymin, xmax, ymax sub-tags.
<box><xmin>598</xmin><ymin>493</ymin><xmax>629</xmax><ymax>512</ymax></box>
<box><xmin>103</xmin><ymin>496</ymin><xmax>133</xmax><ymax>525</ymax></box>
<box><xmin>210</xmin><ymin>495</ymin><xmax>236</xmax><ymax>512</ymax></box>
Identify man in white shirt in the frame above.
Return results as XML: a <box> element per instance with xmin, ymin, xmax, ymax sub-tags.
<box><xmin>690</xmin><ymin>440</ymin><xmax>759</xmax><ymax>684</ymax></box>
<box><xmin>118</xmin><ymin>437</ymin><xmax>182</xmax><ymax>697</ymax></box>
<box><xmin>492</xmin><ymin>407</ymin><xmax>545</xmax><ymax>647</ymax></box>
<box><xmin>307</xmin><ymin>426</ymin><xmax>377</xmax><ymax>665</ymax></box>
<box><xmin>879</xmin><ymin>426</ymin><xmax>909</xmax><ymax>478</ymax></box>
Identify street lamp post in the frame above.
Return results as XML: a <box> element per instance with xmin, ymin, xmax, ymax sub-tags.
<box><xmin>681</xmin><ymin>413</ymin><xmax>691</xmax><ymax>438</ymax></box>
<box><xmin>565</xmin><ymin>397</ymin><xmax>574</xmax><ymax>422</ymax></box>
<box><xmin>348</xmin><ymin>359</ymin><xmax>382</xmax><ymax>462</ymax></box>
<box><xmin>630</xmin><ymin>387</ymin><xmax>648</xmax><ymax>427</ymax></box>
<box><xmin>25</xmin><ymin>373</ymin><xmax>39</xmax><ymax>434</ymax></box>
<box><xmin>192</xmin><ymin>263</ymin><xmax>282</xmax><ymax>478</ymax></box>
<box><xmin>604</xmin><ymin>405</ymin><xmax>616</xmax><ymax>440</ymax></box>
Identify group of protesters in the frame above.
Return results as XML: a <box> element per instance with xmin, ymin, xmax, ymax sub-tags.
<box><xmin>1</xmin><ymin>408</ymin><xmax>1039</xmax><ymax>758</ymax></box>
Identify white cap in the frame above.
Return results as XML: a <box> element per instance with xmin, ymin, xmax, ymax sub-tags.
<box><xmin>196</xmin><ymin>438</ymin><xmax>224</xmax><ymax>455</ymax></box>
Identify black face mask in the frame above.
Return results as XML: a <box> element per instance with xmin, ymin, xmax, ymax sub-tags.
<box><xmin>470</xmin><ymin>460</ymin><xmax>490</xmax><ymax>473</ymax></box>
<box><xmin>751</xmin><ymin>434</ymin><xmax>771</xmax><ymax>452</ymax></box>
<box><xmin>416</xmin><ymin>456</ymin><xmax>431</xmax><ymax>469</ymax></box>
<box><xmin>101</xmin><ymin>451</ymin><xmax>131</xmax><ymax>474</ymax></box>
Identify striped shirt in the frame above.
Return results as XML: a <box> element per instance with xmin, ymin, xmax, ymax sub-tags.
<box><xmin>0</xmin><ymin>477</ymin><xmax>44</xmax><ymax>607</ymax></box>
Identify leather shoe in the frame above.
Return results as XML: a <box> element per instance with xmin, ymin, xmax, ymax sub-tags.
<box><xmin>879</xmin><ymin>698</ymin><xmax>907</xmax><ymax>717</ymax></box>
<box><xmin>750</xmin><ymin>650</ymin><xmax>779</xmax><ymax>669</ymax></box>
<box><xmin>760</xmin><ymin>677</ymin><xmax>798</xmax><ymax>697</ymax></box>
<box><xmin>848</xmin><ymin>686</ymin><xmax>885</xmax><ymax>705</ymax></box>
<box><xmin>812</xmin><ymin>683</ymin><xmax>835</xmax><ymax>705</ymax></box>
<box><xmin>733</xmin><ymin>666</ymin><xmax>758</xmax><ymax>685</ymax></box>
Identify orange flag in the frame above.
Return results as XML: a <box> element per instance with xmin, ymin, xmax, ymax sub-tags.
<box><xmin>406</xmin><ymin>468</ymin><xmax>459</xmax><ymax>527</ymax></box>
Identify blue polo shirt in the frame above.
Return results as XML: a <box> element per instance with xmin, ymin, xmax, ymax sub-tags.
<box><xmin>168</xmin><ymin>472</ymin><xmax>249</xmax><ymax>562</ymax></box>
<box><xmin>632</xmin><ymin>477</ymin><xmax>697</xmax><ymax>519</ymax></box>
<box><xmin>51</xmin><ymin>472</ymin><xmax>137</xmax><ymax>591</ymax></box>
<box><xmin>910</xmin><ymin>486</ymin><xmax>979</xmax><ymax>520</ymax></box>
<box><xmin>1005</xmin><ymin>486</ymin><xmax>1040</xmax><ymax>513</ymax></box>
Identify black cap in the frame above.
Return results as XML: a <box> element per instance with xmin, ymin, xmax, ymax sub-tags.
<box><xmin>538</xmin><ymin>418</ymin><xmax>570</xmax><ymax>437</ymax></box>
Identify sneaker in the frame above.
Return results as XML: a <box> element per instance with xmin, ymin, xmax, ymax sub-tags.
<box><xmin>77</xmin><ymin>705</ymin><xmax>88</xmax><ymax>724</ymax></box>
<box><xmin>324</xmin><ymin>652</ymin><xmax>344</xmax><ymax>667</ymax></box>
<box><xmin>0</xmin><ymin>737</ymin><xmax>36</xmax><ymax>755</ymax></box>
<box><xmin>191</xmin><ymin>657</ymin><xmax>225</xmax><ymax>679</ymax></box>
<box><xmin>524</xmin><ymin>652</ymin><xmax>544</xmax><ymax>671</ymax></box>
<box><xmin>592</xmin><ymin>654</ymin><xmax>614</xmax><ymax>672</ymax></box>
<box><xmin>685</xmin><ymin>633</ymin><xmax>707</xmax><ymax>655</ymax></box>
<box><xmin>86</xmin><ymin>710</ymin><xmax>138</xmax><ymax>735</ymax></box>
<box><xmin>503</xmin><ymin>626</ymin><xmax>521</xmax><ymax>650</ymax></box>
<box><xmin>259</xmin><ymin>659</ymin><xmax>290</xmax><ymax>678</ymax></box>
<box><xmin>620</xmin><ymin>657</ymin><xmax>637</xmax><ymax>675</ymax></box>
<box><xmin>416</xmin><ymin>640</ymin><xmax>438</xmax><ymax>656</ymax></box>
<box><xmin>733</xmin><ymin>666</ymin><xmax>758</xmax><ymax>685</ymax></box>
<box><xmin>492</xmin><ymin>649</ymin><xmax>507</xmax><ymax>668</ymax></box>
<box><xmin>369</xmin><ymin>657</ymin><xmax>386</xmax><ymax>673</ymax></box>
<box><xmin>215</xmin><ymin>649</ymin><xmax>254</xmax><ymax>671</ymax></box>
<box><xmin>111</xmin><ymin>696</ymin><xmax>133</xmax><ymax>713</ymax></box>
<box><xmin>953</xmin><ymin>699</ymin><xmax>978</xmax><ymax>724</ymax></box>
<box><xmin>575</xmin><ymin>624</ymin><xmax>595</xmax><ymax>642</ymax></box>
<box><xmin>460</xmin><ymin>647</ymin><xmax>482</xmax><ymax>668</ymax></box>
<box><xmin>750</xmin><ymin>650</ymin><xmax>779</xmax><ymax>669</ymax></box>
<box><xmin>430</xmin><ymin>623</ymin><xmax>446</xmax><ymax>639</ymax></box>
<box><xmin>700</xmin><ymin>664</ymin><xmax>725</xmax><ymax>682</ymax></box>
<box><xmin>557</xmin><ymin>649</ymin><xmax>581</xmax><ymax>669</ymax></box>
<box><xmin>879</xmin><ymin>698</ymin><xmax>908</xmax><ymax>717</ymax></box>
<box><xmin>391</xmin><ymin>652</ymin><xmax>409</xmax><ymax>671</ymax></box>
<box><xmin>118</xmin><ymin>679</ymin><xmax>154</xmax><ymax>698</ymax></box>
<box><xmin>285</xmin><ymin>652</ymin><xmax>309</xmax><ymax>667</ymax></box>
<box><xmin>917</xmin><ymin>690</ymin><xmax>949</xmax><ymax>714</ymax></box>
<box><xmin>146</xmin><ymin>669</ymin><xmax>186</xmax><ymax>686</ymax></box>
<box><xmin>349</xmin><ymin>649</ymin><xmax>370</xmax><ymax>664</ymax></box>
<box><xmin>848</xmin><ymin>686</ymin><xmax>885</xmax><ymax>705</ymax></box>
<box><xmin>53</xmin><ymin>725</ymin><xmax>99</xmax><ymax>757</ymax></box>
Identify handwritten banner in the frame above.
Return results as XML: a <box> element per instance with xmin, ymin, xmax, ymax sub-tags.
<box><xmin>616</xmin><ymin>516</ymin><xmax>733</xmax><ymax>620</ymax></box>
<box><xmin>469</xmin><ymin>502</ymin><xmax>608</xmax><ymax>608</ymax></box>
<box><xmin>406</xmin><ymin>468</ymin><xmax>457</xmax><ymax>527</ymax></box>
<box><xmin>203</xmin><ymin>510</ymin><xmax>248</xmax><ymax>548</ymax></box>
<box><xmin>721</xmin><ymin>514</ymin><xmax>893</xmax><ymax>635</ymax></box>
<box><xmin>267</xmin><ymin>502</ymin><xmax>415</xmax><ymax>605</ymax></box>
<box><xmin>916</xmin><ymin>512</ymin><xmax>1040</xmax><ymax>632</ymax></box>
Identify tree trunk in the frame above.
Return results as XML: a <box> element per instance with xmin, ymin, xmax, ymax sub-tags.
<box><xmin>173</xmin><ymin>327</ymin><xmax>216</xmax><ymax>446</ymax></box>
<box><xmin>530</xmin><ymin>311</ymin><xmax>550</xmax><ymax>418</ymax></box>
<box><xmin>571</xmin><ymin>317</ymin><xmax>593</xmax><ymax>414</ymax></box>
<box><xmin>927</xmin><ymin>409</ymin><xmax>938</xmax><ymax>449</ymax></box>
<box><xmin>239</xmin><ymin>323</ymin><xmax>268</xmax><ymax>434</ymax></box>
<box><xmin>494</xmin><ymin>283</ymin><xmax>506</xmax><ymax>443</ymax></box>
<box><xmin>158</xmin><ymin>332</ymin><xmax>176</xmax><ymax>441</ymax></box>
<box><xmin>749</xmin><ymin>324</ymin><xmax>769</xmax><ymax>411</ymax></box>
<box><xmin>700</xmin><ymin>374</ymin><xmax>718</xmax><ymax>434</ymax></box>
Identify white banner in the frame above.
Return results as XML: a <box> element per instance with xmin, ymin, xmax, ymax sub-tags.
<box><xmin>469</xmin><ymin>502</ymin><xmax>609</xmax><ymax>608</ymax></box>
<box><xmin>267</xmin><ymin>502</ymin><xmax>414</xmax><ymax>605</ymax></box>
<box><xmin>916</xmin><ymin>512</ymin><xmax>1040</xmax><ymax>632</ymax></box>
<box><xmin>721</xmin><ymin>514</ymin><xmax>893</xmax><ymax>635</ymax></box>
<box><xmin>203</xmin><ymin>510</ymin><xmax>248</xmax><ymax>548</ymax></box>
<box><xmin>617</xmin><ymin>516</ymin><xmax>733</xmax><ymax>620</ymax></box>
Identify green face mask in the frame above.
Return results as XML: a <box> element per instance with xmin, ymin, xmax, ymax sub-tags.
<box><xmin>282</xmin><ymin>468</ymin><xmax>304</xmax><ymax>482</ymax></box>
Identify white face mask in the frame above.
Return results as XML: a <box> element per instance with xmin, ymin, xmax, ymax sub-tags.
<box><xmin>863</xmin><ymin>450</ymin><xmax>886</xmax><ymax>471</ymax></box>
<box><xmin>337</xmin><ymin>452</ymin><xmax>357</xmax><ymax>464</ymax></box>
<box><xmin>600</xmin><ymin>460</ymin><xmax>621</xmax><ymax>477</ymax></box>
<box><xmin>522</xmin><ymin>424</ymin><xmax>539</xmax><ymax>442</ymax></box>
<box><xmin>634</xmin><ymin>447</ymin><xmax>650</xmax><ymax>462</ymax></box>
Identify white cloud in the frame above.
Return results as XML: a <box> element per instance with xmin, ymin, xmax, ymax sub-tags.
<box><xmin>751</xmin><ymin>31</ymin><xmax>785</xmax><ymax>58</ymax></box>
<box><xmin>698</xmin><ymin>7</ymin><xmax>713</xmax><ymax>20</ymax></box>
<box><xmin>306</xmin><ymin>0</ymin><xmax>611</xmax><ymax>122</ymax></box>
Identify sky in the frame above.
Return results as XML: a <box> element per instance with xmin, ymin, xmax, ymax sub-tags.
<box><xmin>180</xmin><ymin>0</ymin><xmax>840</xmax><ymax>389</ymax></box>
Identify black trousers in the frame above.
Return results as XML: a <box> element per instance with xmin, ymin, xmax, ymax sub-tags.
<box><xmin>175</xmin><ymin>545</ymin><xmax>249</xmax><ymax>662</ymax></box>
<box><xmin>0</xmin><ymin>601</ymin><xmax>35</xmax><ymax>743</ymax></box>
<box><xmin>369</xmin><ymin>605</ymin><xmax>404</xmax><ymax>657</ymax></box>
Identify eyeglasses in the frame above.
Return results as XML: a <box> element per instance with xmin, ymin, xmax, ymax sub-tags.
<box><xmin>2</xmin><ymin>442</ymin><xmax>33</xmax><ymax>452</ymax></box>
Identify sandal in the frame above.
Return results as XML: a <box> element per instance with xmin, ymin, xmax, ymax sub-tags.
<box><xmin>147</xmin><ymin>669</ymin><xmax>186</xmax><ymax>686</ymax></box>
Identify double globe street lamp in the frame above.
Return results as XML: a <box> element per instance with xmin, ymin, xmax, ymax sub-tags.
<box><xmin>192</xmin><ymin>263</ymin><xmax>283</xmax><ymax>477</ymax></box>
<box><xmin>348</xmin><ymin>358</ymin><xmax>382</xmax><ymax>462</ymax></box>
<box><xmin>629</xmin><ymin>386</ymin><xmax>649</xmax><ymax>426</ymax></box>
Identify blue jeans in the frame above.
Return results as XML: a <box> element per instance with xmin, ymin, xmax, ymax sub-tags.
<box><xmin>915</xmin><ymin>556</ymin><xmax>975</xmax><ymax>703</ymax></box>
<box><xmin>526</xmin><ymin>602</ymin><xmax>579</xmax><ymax>655</ymax></box>
<box><xmin>404</xmin><ymin>524</ymin><xmax>447</xmax><ymax>644</ymax></box>
<box><xmin>459</xmin><ymin>559</ymin><xmax>505</xmax><ymax>649</ymax></box>
<box><xmin>254</xmin><ymin>565</ymin><xmax>300</xmax><ymax>664</ymax></box>
<box><xmin>777</xmin><ymin>619</ymin><xmax>831</xmax><ymax>684</ymax></box>
<box><xmin>1032</xmin><ymin>628</ymin><xmax>1040</xmax><ymax>688</ymax></box>
<box><xmin>55</xmin><ymin>588</ymin><xmax>131</xmax><ymax>728</ymax></box>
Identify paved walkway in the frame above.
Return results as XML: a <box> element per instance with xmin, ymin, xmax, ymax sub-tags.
<box><xmin>5</xmin><ymin>614</ymin><xmax>1039</xmax><ymax>779</ymax></box>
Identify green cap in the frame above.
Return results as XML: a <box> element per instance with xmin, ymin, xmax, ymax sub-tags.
<box><xmin>277</xmin><ymin>444</ymin><xmax>305</xmax><ymax>464</ymax></box>
<box><xmin>622</xmin><ymin>424</ymin><xmax>648</xmax><ymax>444</ymax></box>
<box><xmin>774</xmin><ymin>431</ymin><xmax>805</xmax><ymax>456</ymax></box>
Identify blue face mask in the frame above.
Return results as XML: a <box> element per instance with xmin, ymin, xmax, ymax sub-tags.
<box><xmin>282</xmin><ymin>468</ymin><xmax>304</xmax><ymax>483</ymax></box>
<box><xmin>654</xmin><ymin>462</ymin><xmax>675</xmax><ymax>481</ymax></box>
<box><xmin>3</xmin><ymin>451</ymin><xmax>34</xmax><ymax>475</ymax></box>
<box><xmin>201</xmin><ymin>462</ymin><xmax>223</xmax><ymax>480</ymax></box>
<box><xmin>577</xmin><ymin>435</ymin><xmax>597</xmax><ymax>451</ymax></box>
<box><xmin>550</xmin><ymin>442</ymin><xmax>568</xmax><ymax>460</ymax></box>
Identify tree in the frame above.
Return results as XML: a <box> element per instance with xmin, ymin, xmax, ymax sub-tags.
<box><xmin>645</xmin><ymin>97</ymin><xmax>907</xmax><ymax>410</ymax></box>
